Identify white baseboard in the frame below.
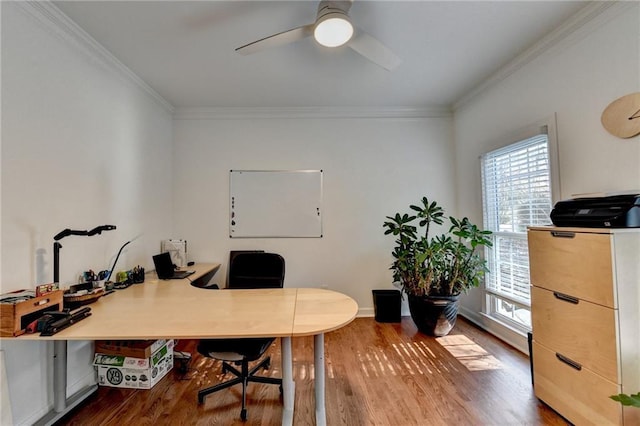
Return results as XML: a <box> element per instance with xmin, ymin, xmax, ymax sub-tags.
<box><xmin>358</xmin><ymin>307</ymin><xmax>375</xmax><ymax>317</ymax></box>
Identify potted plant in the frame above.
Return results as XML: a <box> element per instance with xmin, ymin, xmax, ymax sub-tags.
<box><xmin>610</xmin><ymin>392</ymin><xmax>640</xmax><ymax>408</ymax></box>
<box><xmin>383</xmin><ymin>197</ymin><xmax>492</xmax><ymax>336</ymax></box>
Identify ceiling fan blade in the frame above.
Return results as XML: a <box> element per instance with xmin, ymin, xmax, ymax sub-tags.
<box><xmin>348</xmin><ymin>31</ymin><xmax>401</xmax><ymax>71</ymax></box>
<box><xmin>236</xmin><ymin>24</ymin><xmax>315</xmax><ymax>55</ymax></box>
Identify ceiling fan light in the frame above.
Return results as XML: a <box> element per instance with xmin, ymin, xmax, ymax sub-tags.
<box><xmin>314</xmin><ymin>13</ymin><xmax>353</xmax><ymax>48</ymax></box>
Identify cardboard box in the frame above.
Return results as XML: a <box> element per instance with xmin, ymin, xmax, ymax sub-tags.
<box><xmin>95</xmin><ymin>339</ymin><xmax>167</xmax><ymax>359</ymax></box>
<box><xmin>94</xmin><ymin>340</ymin><xmax>173</xmax><ymax>389</ymax></box>
<box><xmin>0</xmin><ymin>290</ymin><xmax>63</xmax><ymax>337</ymax></box>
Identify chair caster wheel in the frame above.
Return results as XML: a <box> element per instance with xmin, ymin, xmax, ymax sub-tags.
<box><xmin>198</xmin><ymin>395</ymin><xmax>205</xmax><ymax>405</ymax></box>
<box><xmin>241</xmin><ymin>408</ymin><xmax>247</xmax><ymax>421</ymax></box>
<box><xmin>263</xmin><ymin>359</ymin><xmax>271</xmax><ymax>370</ymax></box>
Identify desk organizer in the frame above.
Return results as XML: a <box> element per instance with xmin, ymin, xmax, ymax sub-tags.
<box><xmin>64</xmin><ymin>287</ymin><xmax>104</xmax><ymax>309</ymax></box>
<box><xmin>0</xmin><ymin>290</ymin><xmax>64</xmax><ymax>336</ymax></box>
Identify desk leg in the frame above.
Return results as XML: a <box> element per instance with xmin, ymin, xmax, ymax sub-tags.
<box><xmin>314</xmin><ymin>333</ymin><xmax>326</xmax><ymax>426</ymax></box>
<box><xmin>281</xmin><ymin>337</ymin><xmax>294</xmax><ymax>426</ymax></box>
<box><xmin>53</xmin><ymin>340</ymin><xmax>67</xmax><ymax>412</ymax></box>
<box><xmin>33</xmin><ymin>341</ymin><xmax>98</xmax><ymax>426</ymax></box>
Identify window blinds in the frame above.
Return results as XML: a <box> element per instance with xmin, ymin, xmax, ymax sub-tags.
<box><xmin>481</xmin><ymin>131</ymin><xmax>553</xmax><ymax>305</ymax></box>
<box><xmin>482</xmin><ymin>132</ymin><xmax>552</xmax><ymax>233</ymax></box>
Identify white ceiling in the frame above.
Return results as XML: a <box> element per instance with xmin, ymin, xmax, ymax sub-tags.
<box><xmin>52</xmin><ymin>1</ymin><xmax>588</xmax><ymax>110</ymax></box>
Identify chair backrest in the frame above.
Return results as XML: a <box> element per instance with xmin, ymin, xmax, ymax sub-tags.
<box><xmin>228</xmin><ymin>252</ymin><xmax>285</xmax><ymax>289</ymax></box>
<box><xmin>226</xmin><ymin>250</ymin><xmax>264</xmax><ymax>288</ymax></box>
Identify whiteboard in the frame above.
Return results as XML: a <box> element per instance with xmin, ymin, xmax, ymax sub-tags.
<box><xmin>230</xmin><ymin>170</ymin><xmax>323</xmax><ymax>238</ymax></box>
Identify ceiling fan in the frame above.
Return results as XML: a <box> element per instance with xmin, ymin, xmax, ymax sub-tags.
<box><xmin>235</xmin><ymin>0</ymin><xmax>401</xmax><ymax>71</ymax></box>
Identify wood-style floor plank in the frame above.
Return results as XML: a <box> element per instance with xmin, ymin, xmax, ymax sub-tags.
<box><xmin>56</xmin><ymin>317</ymin><xmax>567</xmax><ymax>425</ymax></box>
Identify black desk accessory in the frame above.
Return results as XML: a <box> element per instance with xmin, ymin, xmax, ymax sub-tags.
<box><xmin>34</xmin><ymin>307</ymin><xmax>92</xmax><ymax>336</ymax></box>
<box><xmin>53</xmin><ymin>225</ymin><xmax>117</xmax><ymax>283</ymax></box>
<box><xmin>152</xmin><ymin>252</ymin><xmax>194</xmax><ymax>279</ymax></box>
<box><xmin>113</xmin><ymin>281</ymin><xmax>132</xmax><ymax>290</ymax></box>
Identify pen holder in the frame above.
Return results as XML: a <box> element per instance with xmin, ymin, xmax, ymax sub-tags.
<box><xmin>131</xmin><ymin>267</ymin><xmax>145</xmax><ymax>284</ymax></box>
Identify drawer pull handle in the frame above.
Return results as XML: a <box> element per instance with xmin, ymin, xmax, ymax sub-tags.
<box><xmin>550</xmin><ymin>231</ymin><xmax>575</xmax><ymax>238</ymax></box>
<box><xmin>556</xmin><ymin>353</ymin><xmax>582</xmax><ymax>371</ymax></box>
<box><xmin>553</xmin><ymin>292</ymin><xmax>579</xmax><ymax>304</ymax></box>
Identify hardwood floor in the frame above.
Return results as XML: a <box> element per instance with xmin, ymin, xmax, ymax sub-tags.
<box><xmin>57</xmin><ymin>317</ymin><xmax>567</xmax><ymax>425</ymax></box>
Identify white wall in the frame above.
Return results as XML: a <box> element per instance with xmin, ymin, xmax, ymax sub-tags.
<box><xmin>4</xmin><ymin>1</ymin><xmax>637</xmax><ymax>423</ymax></box>
<box><xmin>172</xmin><ymin>113</ymin><xmax>455</xmax><ymax>312</ymax></box>
<box><xmin>453</xmin><ymin>3</ymin><xmax>640</xmax><ymax>351</ymax></box>
<box><xmin>0</xmin><ymin>3</ymin><xmax>174</xmax><ymax>424</ymax></box>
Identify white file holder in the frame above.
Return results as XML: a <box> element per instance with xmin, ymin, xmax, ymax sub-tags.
<box><xmin>161</xmin><ymin>239</ymin><xmax>187</xmax><ymax>267</ymax></box>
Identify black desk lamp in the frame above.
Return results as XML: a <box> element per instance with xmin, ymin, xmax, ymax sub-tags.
<box><xmin>53</xmin><ymin>225</ymin><xmax>116</xmax><ymax>283</ymax></box>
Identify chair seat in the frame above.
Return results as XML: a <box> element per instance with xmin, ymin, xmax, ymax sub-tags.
<box><xmin>197</xmin><ymin>338</ymin><xmax>275</xmax><ymax>362</ymax></box>
<box><xmin>205</xmin><ymin>352</ymin><xmax>244</xmax><ymax>362</ymax></box>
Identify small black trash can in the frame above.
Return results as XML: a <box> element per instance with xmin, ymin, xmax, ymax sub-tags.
<box><xmin>372</xmin><ymin>289</ymin><xmax>401</xmax><ymax>323</ymax></box>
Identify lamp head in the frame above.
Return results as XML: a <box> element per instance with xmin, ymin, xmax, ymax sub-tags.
<box><xmin>87</xmin><ymin>224</ymin><xmax>117</xmax><ymax>236</ymax></box>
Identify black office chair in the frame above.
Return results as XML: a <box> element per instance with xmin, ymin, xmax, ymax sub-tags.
<box><xmin>197</xmin><ymin>252</ymin><xmax>285</xmax><ymax>421</ymax></box>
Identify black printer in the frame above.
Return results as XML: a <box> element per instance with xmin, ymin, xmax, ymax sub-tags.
<box><xmin>550</xmin><ymin>194</ymin><xmax>640</xmax><ymax>228</ymax></box>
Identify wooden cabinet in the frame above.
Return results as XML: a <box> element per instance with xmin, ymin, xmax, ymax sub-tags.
<box><xmin>528</xmin><ymin>227</ymin><xmax>640</xmax><ymax>426</ymax></box>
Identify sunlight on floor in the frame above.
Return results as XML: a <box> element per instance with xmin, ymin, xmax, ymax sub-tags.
<box><xmin>436</xmin><ymin>334</ymin><xmax>502</xmax><ymax>371</ymax></box>
<box><xmin>354</xmin><ymin>334</ymin><xmax>502</xmax><ymax>377</ymax></box>
<box><xmin>357</xmin><ymin>345</ymin><xmax>401</xmax><ymax>377</ymax></box>
<box><xmin>356</xmin><ymin>341</ymin><xmax>452</xmax><ymax>377</ymax></box>
<box><xmin>195</xmin><ymin>333</ymin><xmax>501</xmax><ymax>386</ymax></box>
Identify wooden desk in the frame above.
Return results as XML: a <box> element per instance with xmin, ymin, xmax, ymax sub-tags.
<box><xmin>12</xmin><ymin>263</ymin><xmax>358</xmax><ymax>426</ymax></box>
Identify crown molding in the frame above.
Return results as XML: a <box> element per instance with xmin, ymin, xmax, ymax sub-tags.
<box><xmin>173</xmin><ymin>106</ymin><xmax>452</xmax><ymax>120</ymax></box>
<box><xmin>16</xmin><ymin>1</ymin><xmax>174</xmax><ymax>113</ymax></box>
<box><xmin>453</xmin><ymin>1</ymin><xmax>633</xmax><ymax>111</ymax></box>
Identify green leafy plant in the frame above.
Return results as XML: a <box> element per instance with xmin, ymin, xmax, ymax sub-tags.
<box><xmin>610</xmin><ymin>392</ymin><xmax>640</xmax><ymax>408</ymax></box>
<box><xmin>383</xmin><ymin>197</ymin><xmax>492</xmax><ymax>297</ymax></box>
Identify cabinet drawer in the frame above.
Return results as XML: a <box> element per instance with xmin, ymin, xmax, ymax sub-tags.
<box><xmin>528</xmin><ymin>229</ymin><xmax>614</xmax><ymax>307</ymax></box>
<box><xmin>531</xmin><ymin>286</ymin><xmax>618</xmax><ymax>382</ymax></box>
<box><xmin>533</xmin><ymin>341</ymin><xmax>621</xmax><ymax>426</ymax></box>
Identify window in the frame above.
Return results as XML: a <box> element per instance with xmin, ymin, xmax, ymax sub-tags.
<box><xmin>480</xmin><ymin>121</ymin><xmax>558</xmax><ymax>332</ymax></box>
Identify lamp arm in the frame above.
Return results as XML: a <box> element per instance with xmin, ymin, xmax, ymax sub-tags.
<box><xmin>54</xmin><ymin>228</ymin><xmax>88</xmax><ymax>240</ymax></box>
<box><xmin>106</xmin><ymin>240</ymin><xmax>131</xmax><ymax>281</ymax></box>
<box><xmin>54</xmin><ymin>225</ymin><xmax>116</xmax><ymax>240</ymax></box>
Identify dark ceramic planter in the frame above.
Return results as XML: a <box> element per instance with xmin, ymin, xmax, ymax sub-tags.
<box><xmin>407</xmin><ymin>294</ymin><xmax>460</xmax><ymax>336</ymax></box>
